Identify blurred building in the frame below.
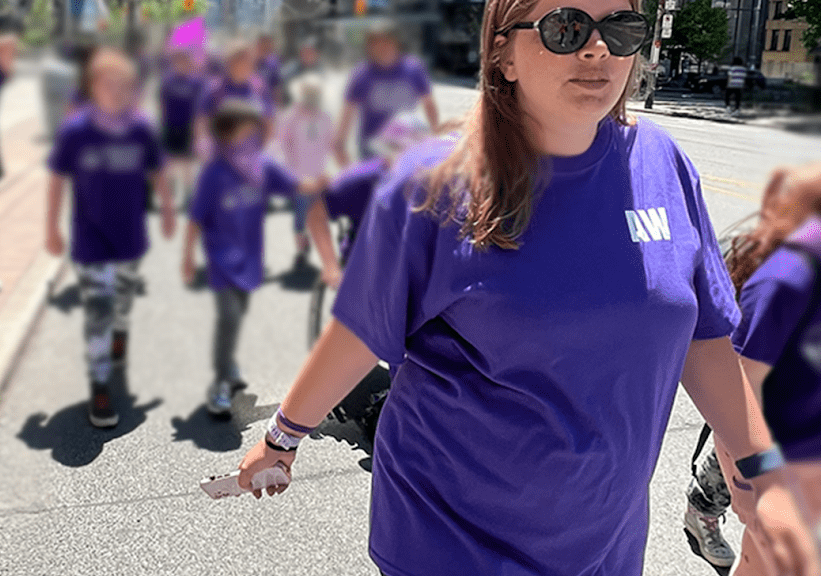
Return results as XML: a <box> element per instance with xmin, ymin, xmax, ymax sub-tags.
<box><xmin>761</xmin><ymin>0</ymin><xmax>817</xmax><ymax>83</ymax></box>
<box><xmin>710</xmin><ymin>0</ymin><xmax>768</xmax><ymax>69</ymax></box>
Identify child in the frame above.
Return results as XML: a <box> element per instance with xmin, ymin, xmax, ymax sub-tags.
<box><xmin>45</xmin><ymin>47</ymin><xmax>176</xmax><ymax>428</ymax></box>
<box><xmin>159</xmin><ymin>47</ymin><xmax>206</xmax><ymax>207</ymax></box>
<box><xmin>280</xmin><ymin>74</ymin><xmax>333</xmax><ymax>269</ymax></box>
<box><xmin>255</xmin><ymin>34</ymin><xmax>282</xmax><ymax>107</ymax></box>
<box><xmin>182</xmin><ymin>98</ymin><xmax>326</xmax><ymax>417</ymax></box>
<box><xmin>195</xmin><ymin>40</ymin><xmax>275</xmax><ymax>159</ymax></box>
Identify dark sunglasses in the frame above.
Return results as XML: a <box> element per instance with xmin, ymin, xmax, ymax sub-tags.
<box><xmin>500</xmin><ymin>7</ymin><xmax>651</xmax><ymax>57</ymax></box>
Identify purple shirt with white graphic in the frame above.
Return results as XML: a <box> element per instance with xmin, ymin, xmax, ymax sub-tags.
<box><xmin>188</xmin><ymin>156</ymin><xmax>298</xmax><ymax>291</ymax></box>
<box><xmin>344</xmin><ymin>55</ymin><xmax>431</xmax><ymax>148</ymax></box>
<box><xmin>733</xmin><ymin>215</ymin><xmax>821</xmax><ymax>460</ymax></box>
<box><xmin>197</xmin><ymin>76</ymin><xmax>274</xmax><ymax>119</ymax></box>
<box><xmin>160</xmin><ymin>72</ymin><xmax>206</xmax><ymax>128</ymax></box>
<box><xmin>48</xmin><ymin>110</ymin><xmax>163</xmax><ymax>264</ymax></box>
<box><xmin>332</xmin><ymin>117</ymin><xmax>739</xmax><ymax>576</ymax></box>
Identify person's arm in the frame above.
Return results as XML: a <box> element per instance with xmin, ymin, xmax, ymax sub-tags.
<box><xmin>333</xmin><ymin>101</ymin><xmax>357</xmax><ymax>168</ymax></box>
<box><xmin>306</xmin><ymin>199</ymin><xmax>342</xmax><ymax>289</ymax></box>
<box><xmin>238</xmin><ymin>319</ymin><xmax>378</xmax><ymax>495</ymax></box>
<box><xmin>45</xmin><ymin>173</ymin><xmax>66</xmax><ymax>257</ymax></box>
<box><xmin>421</xmin><ymin>94</ymin><xmax>439</xmax><ymax>132</ymax></box>
<box><xmin>182</xmin><ymin>220</ymin><xmax>199</xmax><ymax>285</ymax></box>
<box><xmin>297</xmin><ymin>175</ymin><xmax>328</xmax><ymax>196</ymax></box>
<box><xmin>682</xmin><ymin>338</ymin><xmax>821</xmax><ymax>576</ymax></box>
<box><xmin>150</xmin><ymin>169</ymin><xmax>176</xmax><ymax>238</ymax></box>
<box><xmin>0</xmin><ymin>34</ymin><xmax>17</xmax><ymax>77</ymax></box>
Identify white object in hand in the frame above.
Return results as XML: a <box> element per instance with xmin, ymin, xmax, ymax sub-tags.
<box><xmin>200</xmin><ymin>464</ymin><xmax>290</xmax><ymax>500</ymax></box>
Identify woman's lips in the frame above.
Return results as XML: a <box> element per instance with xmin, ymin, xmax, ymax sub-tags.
<box><xmin>568</xmin><ymin>79</ymin><xmax>610</xmax><ymax>89</ymax></box>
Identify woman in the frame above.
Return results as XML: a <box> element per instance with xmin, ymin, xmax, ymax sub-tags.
<box><xmin>238</xmin><ymin>0</ymin><xmax>819</xmax><ymax>575</ymax></box>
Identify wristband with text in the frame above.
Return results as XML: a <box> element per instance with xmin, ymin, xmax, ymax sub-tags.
<box><xmin>265</xmin><ymin>435</ymin><xmax>297</xmax><ymax>452</ymax></box>
<box><xmin>267</xmin><ymin>414</ymin><xmax>303</xmax><ymax>450</ymax></box>
<box><xmin>276</xmin><ymin>407</ymin><xmax>316</xmax><ymax>435</ymax></box>
<box><xmin>735</xmin><ymin>446</ymin><xmax>786</xmax><ymax>479</ymax></box>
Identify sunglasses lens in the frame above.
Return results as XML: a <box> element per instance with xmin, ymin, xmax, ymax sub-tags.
<box><xmin>600</xmin><ymin>12</ymin><xmax>649</xmax><ymax>56</ymax></box>
<box><xmin>540</xmin><ymin>8</ymin><xmax>592</xmax><ymax>54</ymax></box>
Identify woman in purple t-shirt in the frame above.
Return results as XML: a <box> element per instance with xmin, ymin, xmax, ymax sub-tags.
<box><xmin>237</xmin><ymin>1</ymin><xmax>819</xmax><ymax>575</ymax></box>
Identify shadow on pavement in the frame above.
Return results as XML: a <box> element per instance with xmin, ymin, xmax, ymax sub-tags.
<box><xmin>266</xmin><ymin>262</ymin><xmax>319</xmax><ymax>292</ymax></box>
<box><xmin>49</xmin><ymin>279</ymin><xmax>147</xmax><ymax>313</ymax></box>
<box><xmin>683</xmin><ymin>529</ymin><xmax>731</xmax><ymax>576</ymax></box>
<box><xmin>171</xmin><ymin>389</ymin><xmax>278</xmax><ymax>452</ymax></box>
<box><xmin>311</xmin><ymin>418</ymin><xmax>374</xmax><ymax>473</ymax></box>
<box><xmin>15</xmin><ymin>372</ymin><xmax>161</xmax><ymax>467</ymax></box>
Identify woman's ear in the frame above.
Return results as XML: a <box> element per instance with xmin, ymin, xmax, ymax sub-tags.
<box><xmin>494</xmin><ymin>35</ymin><xmax>517</xmax><ymax>83</ymax></box>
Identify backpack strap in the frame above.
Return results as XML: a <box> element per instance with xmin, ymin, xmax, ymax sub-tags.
<box><xmin>691</xmin><ymin>422</ymin><xmax>712</xmax><ymax>479</ymax></box>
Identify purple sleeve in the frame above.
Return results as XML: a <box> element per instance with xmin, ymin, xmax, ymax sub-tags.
<box><xmin>732</xmin><ymin>249</ymin><xmax>815</xmax><ymax>365</ymax></box>
<box><xmin>188</xmin><ymin>164</ymin><xmax>217</xmax><ymax>225</ymax></box>
<box><xmin>344</xmin><ymin>64</ymin><xmax>369</xmax><ymax>104</ymax></box>
<box><xmin>331</xmin><ymin>171</ymin><xmax>438</xmax><ymax>364</ymax></box>
<box><xmin>324</xmin><ymin>158</ymin><xmax>384</xmax><ymax>221</ymax></box>
<box><xmin>47</xmin><ymin>123</ymin><xmax>75</xmax><ymax>175</ymax></box>
<box><xmin>265</xmin><ymin>160</ymin><xmax>300</xmax><ymax>199</ymax></box>
<box><xmin>407</xmin><ymin>56</ymin><xmax>431</xmax><ymax>96</ymax></box>
<box><xmin>688</xmin><ymin>168</ymin><xmax>742</xmax><ymax>339</ymax></box>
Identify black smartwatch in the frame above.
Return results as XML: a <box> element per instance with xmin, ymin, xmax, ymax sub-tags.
<box><xmin>735</xmin><ymin>446</ymin><xmax>785</xmax><ymax>479</ymax></box>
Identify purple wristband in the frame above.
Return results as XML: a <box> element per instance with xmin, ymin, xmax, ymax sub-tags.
<box><xmin>276</xmin><ymin>407</ymin><xmax>315</xmax><ymax>435</ymax></box>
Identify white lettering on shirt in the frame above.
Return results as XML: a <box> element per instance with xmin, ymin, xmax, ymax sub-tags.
<box><xmin>625</xmin><ymin>208</ymin><xmax>670</xmax><ymax>243</ymax></box>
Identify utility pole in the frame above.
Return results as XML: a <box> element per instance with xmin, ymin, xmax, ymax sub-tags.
<box><xmin>644</xmin><ymin>0</ymin><xmax>664</xmax><ymax>109</ymax></box>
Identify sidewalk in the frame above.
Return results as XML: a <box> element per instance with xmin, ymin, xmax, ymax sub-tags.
<box><xmin>0</xmin><ymin>60</ymin><xmax>63</xmax><ymax>396</ymax></box>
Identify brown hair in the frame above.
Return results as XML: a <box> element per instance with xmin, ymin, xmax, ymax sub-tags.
<box><xmin>210</xmin><ymin>99</ymin><xmax>265</xmax><ymax>145</ymax></box>
<box><xmin>728</xmin><ymin>164</ymin><xmax>821</xmax><ymax>295</ymax></box>
<box><xmin>421</xmin><ymin>0</ymin><xmax>644</xmax><ymax>250</ymax></box>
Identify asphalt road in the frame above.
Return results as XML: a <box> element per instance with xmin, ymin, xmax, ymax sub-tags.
<box><xmin>1</xmin><ymin>65</ymin><xmax>820</xmax><ymax>576</ymax></box>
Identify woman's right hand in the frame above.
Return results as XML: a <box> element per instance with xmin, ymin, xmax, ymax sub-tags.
<box><xmin>238</xmin><ymin>436</ymin><xmax>298</xmax><ymax>499</ymax></box>
<box><xmin>322</xmin><ymin>264</ymin><xmax>343</xmax><ymax>290</ymax></box>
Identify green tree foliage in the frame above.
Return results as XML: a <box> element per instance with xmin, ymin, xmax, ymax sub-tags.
<box><xmin>785</xmin><ymin>0</ymin><xmax>821</xmax><ymax>51</ymax></box>
<box><xmin>22</xmin><ymin>0</ymin><xmax>51</xmax><ymax>46</ymax></box>
<box><xmin>669</xmin><ymin>0</ymin><xmax>729</xmax><ymax>65</ymax></box>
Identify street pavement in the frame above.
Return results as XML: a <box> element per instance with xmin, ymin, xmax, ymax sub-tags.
<box><xmin>1</xmin><ymin>59</ymin><xmax>821</xmax><ymax>576</ymax></box>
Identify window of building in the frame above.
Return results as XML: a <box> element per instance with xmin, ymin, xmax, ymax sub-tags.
<box><xmin>770</xmin><ymin>30</ymin><xmax>779</xmax><ymax>51</ymax></box>
<box><xmin>774</xmin><ymin>1</ymin><xmax>783</xmax><ymax>18</ymax></box>
<box><xmin>783</xmin><ymin>29</ymin><xmax>792</xmax><ymax>51</ymax></box>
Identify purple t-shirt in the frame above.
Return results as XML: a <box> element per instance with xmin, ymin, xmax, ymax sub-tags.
<box><xmin>332</xmin><ymin>117</ymin><xmax>739</xmax><ymax>576</ymax></box>
<box><xmin>323</xmin><ymin>157</ymin><xmax>387</xmax><ymax>261</ymax></box>
<box><xmin>733</xmin><ymin>215</ymin><xmax>821</xmax><ymax>461</ymax></box>
<box><xmin>160</xmin><ymin>72</ymin><xmax>206</xmax><ymax>128</ymax></box>
<box><xmin>257</xmin><ymin>55</ymin><xmax>281</xmax><ymax>94</ymax></box>
<box><xmin>188</xmin><ymin>156</ymin><xmax>298</xmax><ymax>291</ymax></box>
<box><xmin>198</xmin><ymin>76</ymin><xmax>274</xmax><ymax>120</ymax></box>
<box><xmin>344</xmin><ymin>55</ymin><xmax>431</xmax><ymax>147</ymax></box>
<box><xmin>48</xmin><ymin>110</ymin><xmax>163</xmax><ymax>264</ymax></box>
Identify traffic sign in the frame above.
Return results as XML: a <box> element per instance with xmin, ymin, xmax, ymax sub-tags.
<box><xmin>665</xmin><ymin>0</ymin><xmax>676</xmax><ymax>10</ymax></box>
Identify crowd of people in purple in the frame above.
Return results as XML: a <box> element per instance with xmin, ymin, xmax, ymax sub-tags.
<box><xmin>25</xmin><ymin>0</ymin><xmax>821</xmax><ymax>574</ymax></box>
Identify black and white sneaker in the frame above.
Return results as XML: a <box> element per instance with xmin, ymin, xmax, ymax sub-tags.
<box><xmin>89</xmin><ymin>382</ymin><xmax>119</xmax><ymax>428</ymax></box>
<box><xmin>206</xmin><ymin>380</ymin><xmax>233</xmax><ymax>418</ymax></box>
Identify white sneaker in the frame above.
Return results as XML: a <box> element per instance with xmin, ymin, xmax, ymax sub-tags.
<box><xmin>206</xmin><ymin>380</ymin><xmax>233</xmax><ymax>416</ymax></box>
<box><xmin>684</xmin><ymin>501</ymin><xmax>736</xmax><ymax>567</ymax></box>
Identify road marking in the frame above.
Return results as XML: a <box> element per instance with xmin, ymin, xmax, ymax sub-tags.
<box><xmin>702</xmin><ymin>183</ymin><xmax>758</xmax><ymax>204</ymax></box>
<box><xmin>702</xmin><ymin>174</ymin><xmax>761</xmax><ymax>189</ymax></box>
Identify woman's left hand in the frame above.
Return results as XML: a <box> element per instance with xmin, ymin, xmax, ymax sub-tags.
<box><xmin>756</xmin><ymin>482</ymin><xmax>821</xmax><ymax>576</ymax></box>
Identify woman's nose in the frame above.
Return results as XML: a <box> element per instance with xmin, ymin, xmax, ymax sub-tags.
<box><xmin>577</xmin><ymin>29</ymin><xmax>610</xmax><ymax>61</ymax></box>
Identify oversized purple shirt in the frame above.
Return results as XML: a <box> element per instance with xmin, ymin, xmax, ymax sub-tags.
<box><xmin>188</xmin><ymin>156</ymin><xmax>298</xmax><ymax>291</ymax></box>
<box><xmin>344</xmin><ymin>55</ymin><xmax>431</xmax><ymax>149</ymax></box>
<box><xmin>160</xmin><ymin>72</ymin><xmax>206</xmax><ymax>128</ymax></box>
<box><xmin>48</xmin><ymin>110</ymin><xmax>163</xmax><ymax>264</ymax></box>
<box><xmin>197</xmin><ymin>76</ymin><xmax>274</xmax><ymax>120</ymax></box>
<box><xmin>332</xmin><ymin>117</ymin><xmax>739</xmax><ymax>576</ymax></box>
<box><xmin>733</xmin><ymin>215</ymin><xmax>821</xmax><ymax>461</ymax></box>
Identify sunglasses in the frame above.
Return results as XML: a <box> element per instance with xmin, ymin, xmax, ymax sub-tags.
<box><xmin>501</xmin><ymin>8</ymin><xmax>651</xmax><ymax>57</ymax></box>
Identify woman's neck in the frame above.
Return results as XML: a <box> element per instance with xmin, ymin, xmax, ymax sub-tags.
<box><xmin>528</xmin><ymin>118</ymin><xmax>600</xmax><ymax>158</ymax></box>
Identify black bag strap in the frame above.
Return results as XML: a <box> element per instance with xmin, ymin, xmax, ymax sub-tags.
<box><xmin>691</xmin><ymin>423</ymin><xmax>712</xmax><ymax>479</ymax></box>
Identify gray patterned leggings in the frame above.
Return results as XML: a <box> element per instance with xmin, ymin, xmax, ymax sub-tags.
<box><xmin>75</xmin><ymin>259</ymin><xmax>141</xmax><ymax>384</ymax></box>
<box><xmin>687</xmin><ymin>446</ymin><xmax>732</xmax><ymax>516</ymax></box>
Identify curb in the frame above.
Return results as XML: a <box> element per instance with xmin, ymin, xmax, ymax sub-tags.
<box><xmin>0</xmin><ymin>253</ymin><xmax>67</xmax><ymax>405</ymax></box>
<box><xmin>628</xmin><ymin>104</ymin><xmax>745</xmax><ymax>125</ymax></box>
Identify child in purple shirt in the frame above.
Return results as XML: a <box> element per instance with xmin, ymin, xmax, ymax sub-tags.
<box><xmin>255</xmin><ymin>34</ymin><xmax>282</xmax><ymax>106</ymax></box>
<box><xmin>182</xmin><ymin>99</ymin><xmax>326</xmax><ymax>418</ymax></box>
<box><xmin>195</xmin><ymin>40</ymin><xmax>275</xmax><ymax>160</ymax></box>
<box><xmin>45</xmin><ymin>47</ymin><xmax>176</xmax><ymax>429</ymax></box>
<box><xmin>333</xmin><ymin>21</ymin><xmax>438</xmax><ymax>166</ymax></box>
<box><xmin>159</xmin><ymin>47</ymin><xmax>206</xmax><ymax>207</ymax></box>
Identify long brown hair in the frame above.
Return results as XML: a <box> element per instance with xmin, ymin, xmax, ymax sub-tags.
<box><xmin>420</xmin><ymin>0</ymin><xmax>644</xmax><ymax>250</ymax></box>
<box><xmin>728</xmin><ymin>164</ymin><xmax>821</xmax><ymax>295</ymax></box>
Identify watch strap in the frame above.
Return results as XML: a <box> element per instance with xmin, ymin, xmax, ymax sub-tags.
<box><xmin>735</xmin><ymin>446</ymin><xmax>785</xmax><ymax>479</ymax></box>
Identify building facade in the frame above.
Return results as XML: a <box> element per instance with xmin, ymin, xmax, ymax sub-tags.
<box><xmin>710</xmin><ymin>0</ymin><xmax>768</xmax><ymax>68</ymax></box>
<box><xmin>761</xmin><ymin>0</ymin><xmax>815</xmax><ymax>83</ymax></box>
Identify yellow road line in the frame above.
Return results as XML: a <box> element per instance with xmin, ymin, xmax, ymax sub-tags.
<box><xmin>702</xmin><ymin>183</ymin><xmax>758</xmax><ymax>203</ymax></box>
<box><xmin>702</xmin><ymin>174</ymin><xmax>761</xmax><ymax>189</ymax></box>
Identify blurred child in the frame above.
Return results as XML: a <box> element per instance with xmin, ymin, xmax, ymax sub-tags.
<box><xmin>195</xmin><ymin>40</ymin><xmax>275</xmax><ymax>159</ymax></box>
<box><xmin>255</xmin><ymin>34</ymin><xmax>282</xmax><ymax>108</ymax></box>
<box><xmin>159</xmin><ymin>47</ymin><xmax>206</xmax><ymax>207</ymax></box>
<box><xmin>182</xmin><ymin>99</ymin><xmax>326</xmax><ymax>417</ymax></box>
<box><xmin>280</xmin><ymin>74</ymin><xmax>333</xmax><ymax>269</ymax></box>
<box><xmin>45</xmin><ymin>47</ymin><xmax>176</xmax><ymax>428</ymax></box>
